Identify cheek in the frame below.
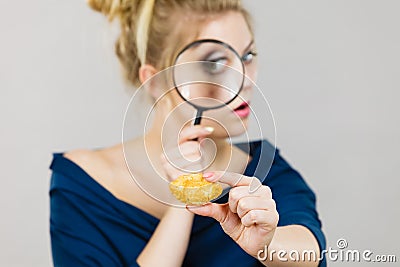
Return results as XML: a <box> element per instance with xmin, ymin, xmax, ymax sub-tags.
<box><xmin>245</xmin><ymin>62</ymin><xmax>258</xmax><ymax>83</ymax></box>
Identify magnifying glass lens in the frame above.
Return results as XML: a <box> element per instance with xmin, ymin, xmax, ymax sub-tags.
<box><xmin>174</xmin><ymin>41</ymin><xmax>244</xmax><ymax>109</ymax></box>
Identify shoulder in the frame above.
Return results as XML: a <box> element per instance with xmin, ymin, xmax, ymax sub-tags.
<box><xmin>62</xmin><ymin>147</ymin><xmax>120</xmax><ymax>190</ymax></box>
<box><xmin>65</xmin><ymin>148</ymin><xmax>110</xmax><ymax>173</ymax></box>
<box><xmin>64</xmin><ymin>148</ymin><xmax>111</xmax><ymax>166</ymax></box>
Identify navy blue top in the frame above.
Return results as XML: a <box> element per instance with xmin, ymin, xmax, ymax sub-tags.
<box><xmin>49</xmin><ymin>140</ymin><xmax>326</xmax><ymax>267</ymax></box>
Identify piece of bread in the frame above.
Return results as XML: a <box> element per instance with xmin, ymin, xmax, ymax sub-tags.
<box><xmin>169</xmin><ymin>173</ymin><xmax>223</xmax><ymax>205</ymax></box>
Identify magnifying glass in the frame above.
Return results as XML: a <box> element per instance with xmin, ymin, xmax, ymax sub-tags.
<box><xmin>172</xmin><ymin>39</ymin><xmax>246</xmax><ymax>126</ymax></box>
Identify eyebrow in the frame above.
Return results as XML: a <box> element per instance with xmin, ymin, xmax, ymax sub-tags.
<box><xmin>197</xmin><ymin>39</ymin><xmax>256</xmax><ymax>61</ymax></box>
<box><xmin>241</xmin><ymin>40</ymin><xmax>255</xmax><ymax>55</ymax></box>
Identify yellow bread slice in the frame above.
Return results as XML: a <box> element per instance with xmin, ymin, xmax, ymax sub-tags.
<box><xmin>169</xmin><ymin>173</ymin><xmax>223</xmax><ymax>205</ymax></box>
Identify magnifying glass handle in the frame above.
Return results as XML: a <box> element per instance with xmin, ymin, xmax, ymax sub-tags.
<box><xmin>191</xmin><ymin>109</ymin><xmax>203</xmax><ymax>141</ymax></box>
<box><xmin>193</xmin><ymin>116</ymin><xmax>202</xmax><ymax>125</ymax></box>
<box><xmin>193</xmin><ymin>109</ymin><xmax>203</xmax><ymax>126</ymax></box>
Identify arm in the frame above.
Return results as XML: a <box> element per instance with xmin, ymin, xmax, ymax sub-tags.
<box><xmin>262</xmin><ymin>149</ymin><xmax>326</xmax><ymax>267</ymax></box>
<box><xmin>137</xmin><ymin>125</ymin><xmax>214</xmax><ymax>266</ymax></box>
<box><xmin>188</xmin><ymin>174</ymin><xmax>321</xmax><ymax>267</ymax></box>
<box><xmin>136</xmin><ymin>207</ymin><xmax>194</xmax><ymax>267</ymax></box>
<box><xmin>258</xmin><ymin>225</ymin><xmax>320</xmax><ymax>266</ymax></box>
<box><xmin>50</xmin><ymin>170</ymin><xmax>195</xmax><ymax>267</ymax></box>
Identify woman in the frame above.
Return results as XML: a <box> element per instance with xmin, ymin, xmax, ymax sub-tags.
<box><xmin>49</xmin><ymin>0</ymin><xmax>326</xmax><ymax>266</ymax></box>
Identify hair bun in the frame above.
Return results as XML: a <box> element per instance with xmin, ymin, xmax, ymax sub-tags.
<box><xmin>86</xmin><ymin>0</ymin><xmax>251</xmax><ymax>88</ymax></box>
<box><xmin>87</xmin><ymin>0</ymin><xmax>132</xmax><ymax>20</ymax></box>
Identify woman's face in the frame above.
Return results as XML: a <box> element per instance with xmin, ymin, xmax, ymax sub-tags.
<box><xmin>166</xmin><ymin>11</ymin><xmax>258</xmax><ymax>138</ymax></box>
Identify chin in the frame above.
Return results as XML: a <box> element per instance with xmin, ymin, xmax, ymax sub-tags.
<box><xmin>227</xmin><ymin>125</ymin><xmax>249</xmax><ymax>137</ymax></box>
<box><xmin>212</xmin><ymin>121</ymin><xmax>249</xmax><ymax>139</ymax></box>
<box><xmin>200</xmin><ymin>116</ymin><xmax>249</xmax><ymax>138</ymax></box>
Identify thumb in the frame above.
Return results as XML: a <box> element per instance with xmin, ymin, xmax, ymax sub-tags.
<box><xmin>187</xmin><ymin>203</ymin><xmax>229</xmax><ymax>223</ymax></box>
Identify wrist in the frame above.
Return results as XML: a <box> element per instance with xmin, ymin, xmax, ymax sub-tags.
<box><xmin>255</xmin><ymin>229</ymin><xmax>277</xmax><ymax>262</ymax></box>
<box><xmin>165</xmin><ymin>206</ymin><xmax>195</xmax><ymax>220</ymax></box>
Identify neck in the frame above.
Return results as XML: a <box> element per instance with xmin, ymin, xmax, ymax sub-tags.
<box><xmin>144</xmin><ymin>109</ymin><xmax>232</xmax><ymax>170</ymax></box>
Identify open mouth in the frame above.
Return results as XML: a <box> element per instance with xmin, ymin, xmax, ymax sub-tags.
<box><xmin>234</xmin><ymin>101</ymin><xmax>249</xmax><ymax>111</ymax></box>
<box><xmin>233</xmin><ymin>101</ymin><xmax>250</xmax><ymax>118</ymax></box>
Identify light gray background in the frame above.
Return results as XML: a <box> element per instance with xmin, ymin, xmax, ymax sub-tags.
<box><xmin>1</xmin><ymin>0</ymin><xmax>399</xmax><ymax>266</ymax></box>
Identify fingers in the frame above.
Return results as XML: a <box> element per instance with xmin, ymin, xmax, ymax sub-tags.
<box><xmin>241</xmin><ymin>209</ymin><xmax>279</xmax><ymax>228</ymax></box>
<box><xmin>204</xmin><ymin>171</ymin><xmax>262</xmax><ymax>191</ymax></box>
<box><xmin>228</xmin><ymin>185</ymin><xmax>272</xmax><ymax>214</ymax></box>
<box><xmin>160</xmin><ymin>125</ymin><xmax>213</xmax><ymax>181</ymax></box>
<box><xmin>188</xmin><ymin>188</ymin><xmax>278</xmax><ymax>231</ymax></box>
<box><xmin>160</xmin><ymin>152</ymin><xmax>203</xmax><ymax>181</ymax></box>
<box><xmin>227</xmin><ymin>181</ymin><xmax>276</xmax><ymax>228</ymax></box>
<box><xmin>160</xmin><ymin>142</ymin><xmax>204</xmax><ymax>181</ymax></box>
<box><xmin>230</xmin><ymin>185</ymin><xmax>277</xmax><ymax>228</ymax></box>
<box><xmin>189</xmin><ymin>182</ymin><xmax>275</xmax><ymax>223</ymax></box>
<box><xmin>178</xmin><ymin>126</ymin><xmax>214</xmax><ymax>144</ymax></box>
<box><xmin>166</xmin><ymin>141</ymin><xmax>202</xmax><ymax>163</ymax></box>
<box><xmin>236</xmin><ymin>197</ymin><xmax>276</xmax><ymax>218</ymax></box>
<box><xmin>187</xmin><ymin>203</ymin><xmax>230</xmax><ymax>224</ymax></box>
<box><xmin>160</xmin><ymin>154</ymin><xmax>184</xmax><ymax>180</ymax></box>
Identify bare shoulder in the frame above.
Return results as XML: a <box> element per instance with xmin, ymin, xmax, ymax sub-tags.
<box><xmin>63</xmin><ymin>142</ymin><xmax>166</xmax><ymax>219</ymax></box>
<box><xmin>64</xmin><ymin>148</ymin><xmax>109</xmax><ymax>170</ymax></box>
<box><xmin>63</xmin><ymin>147</ymin><xmax>119</xmax><ymax>187</ymax></box>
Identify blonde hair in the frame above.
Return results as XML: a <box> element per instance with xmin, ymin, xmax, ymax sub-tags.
<box><xmin>87</xmin><ymin>0</ymin><xmax>253</xmax><ymax>87</ymax></box>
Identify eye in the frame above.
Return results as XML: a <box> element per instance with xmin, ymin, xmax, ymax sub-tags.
<box><xmin>242</xmin><ymin>50</ymin><xmax>258</xmax><ymax>64</ymax></box>
<box><xmin>203</xmin><ymin>57</ymin><xmax>228</xmax><ymax>74</ymax></box>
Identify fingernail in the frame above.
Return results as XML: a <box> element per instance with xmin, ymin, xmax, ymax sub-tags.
<box><xmin>186</xmin><ymin>204</ymin><xmax>209</xmax><ymax>212</ymax></box>
<box><xmin>203</xmin><ymin>172</ymin><xmax>214</xmax><ymax>178</ymax></box>
<box><xmin>204</xmin><ymin>126</ymin><xmax>214</xmax><ymax>133</ymax></box>
<box><xmin>186</xmin><ymin>205</ymin><xmax>195</xmax><ymax>211</ymax></box>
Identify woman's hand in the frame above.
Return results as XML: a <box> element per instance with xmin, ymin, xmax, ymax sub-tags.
<box><xmin>160</xmin><ymin>125</ymin><xmax>214</xmax><ymax>181</ymax></box>
<box><xmin>188</xmin><ymin>172</ymin><xmax>279</xmax><ymax>258</ymax></box>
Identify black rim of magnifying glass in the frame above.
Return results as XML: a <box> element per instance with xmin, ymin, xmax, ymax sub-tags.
<box><xmin>172</xmin><ymin>39</ymin><xmax>246</xmax><ymax>125</ymax></box>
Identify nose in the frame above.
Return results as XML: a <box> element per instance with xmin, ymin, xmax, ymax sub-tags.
<box><xmin>241</xmin><ymin>71</ymin><xmax>255</xmax><ymax>94</ymax></box>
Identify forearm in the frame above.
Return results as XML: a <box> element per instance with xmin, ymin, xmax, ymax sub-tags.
<box><xmin>258</xmin><ymin>225</ymin><xmax>320</xmax><ymax>267</ymax></box>
<box><xmin>137</xmin><ymin>207</ymin><xmax>194</xmax><ymax>267</ymax></box>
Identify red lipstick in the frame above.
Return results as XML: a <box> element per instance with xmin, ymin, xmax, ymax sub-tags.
<box><xmin>233</xmin><ymin>101</ymin><xmax>250</xmax><ymax>118</ymax></box>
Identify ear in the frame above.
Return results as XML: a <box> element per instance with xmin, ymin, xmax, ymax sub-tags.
<box><xmin>139</xmin><ymin>64</ymin><xmax>159</xmax><ymax>99</ymax></box>
<box><xmin>139</xmin><ymin>64</ymin><xmax>157</xmax><ymax>83</ymax></box>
